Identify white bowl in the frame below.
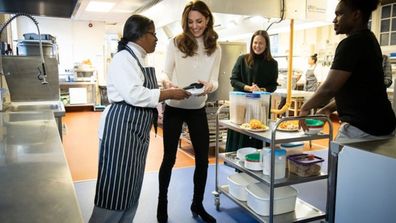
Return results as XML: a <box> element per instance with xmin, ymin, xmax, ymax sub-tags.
<box><xmin>237</xmin><ymin>147</ymin><xmax>257</xmax><ymax>161</ymax></box>
<box><xmin>304</xmin><ymin>126</ymin><xmax>323</xmax><ymax>135</ymax></box>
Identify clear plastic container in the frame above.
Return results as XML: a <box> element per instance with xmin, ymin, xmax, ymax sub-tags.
<box><xmin>288</xmin><ymin>154</ymin><xmax>324</xmax><ymax>177</ymax></box>
<box><xmin>229</xmin><ymin>91</ymin><xmax>246</xmax><ymax>124</ymax></box>
<box><xmin>252</xmin><ymin>91</ymin><xmax>271</xmax><ymax>125</ymax></box>
<box><xmin>262</xmin><ymin>148</ymin><xmax>287</xmax><ymax>179</ymax></box>
<box><xmin>245</xmin><ymin>93</ymin><xmax>266</xmax><ymax>124</ymax></box>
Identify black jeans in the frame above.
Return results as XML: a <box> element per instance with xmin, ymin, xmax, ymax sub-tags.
<box><xmin>158</xmin><ymin>105</ymin><xmax>209</xmax><ymax>203</ymax></box>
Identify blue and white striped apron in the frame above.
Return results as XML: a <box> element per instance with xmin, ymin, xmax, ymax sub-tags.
<box><xmin>94</xmin><ymin>46</ymin><xmax>158</xmax><ymax>210</ymax></box>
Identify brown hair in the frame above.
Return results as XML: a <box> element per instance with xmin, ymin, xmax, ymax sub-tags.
<box><xmin>245</xmin><ymin>30</ymin><xmax>273</xmax><ymax>67</ymax></box>
<box><xmin>174</xmin><ymin>0</ymin><xmax>218</xmax><ymax>57</ymax></box>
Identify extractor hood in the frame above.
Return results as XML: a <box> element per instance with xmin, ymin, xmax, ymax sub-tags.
<box><xmin>0</xmin><ymin>0</ymin><xmax>78</xmax><ymax>18</ymax></box>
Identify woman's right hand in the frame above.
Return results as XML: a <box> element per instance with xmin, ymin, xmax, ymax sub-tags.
<box><xmin>172</xmin><ymin>88</ymin><xmax>191</xmax><ymax>100</ymax></box>
<box><xmin>159</xmin><ymin>88</ymin><xmax>191</xmax><ymax>102</ymax></box>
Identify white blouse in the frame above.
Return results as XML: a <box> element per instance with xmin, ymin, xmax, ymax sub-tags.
<box><xmin>162</xmin><ymin>37</ymin><xmax>221</xmax><ymax>109</ymax></box>
<box><xmin>106</xmin><ymin>42</ymin><xmax>160</xmax><ymax>108</ymax></box>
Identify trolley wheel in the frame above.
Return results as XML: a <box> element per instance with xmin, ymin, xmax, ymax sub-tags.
<box><xmin>214</xmin><ymin>197</ymin><xmax>220</xmax><ymax>211</ymax></box>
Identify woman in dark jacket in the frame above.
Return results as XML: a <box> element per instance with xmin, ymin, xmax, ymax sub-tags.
<box><xmin>226</xmin><ymin>30</ymin><xmax>278</xmax><ymax>152</ymax></box>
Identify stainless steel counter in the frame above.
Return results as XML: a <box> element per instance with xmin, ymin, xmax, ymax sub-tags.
<box><xmin>6</xmin><ymin>101</ymin><xmax>66</xmax><ymax>140</ymax></box>
<box><xmin>327</xmin><ymin>136</ymin><xmax>396</xmax><ymax>222</ymax></box>
<box><xmin>0</xmin><ymin>111</ymin><xmax>83</xmax><ymax>223</ymax></box>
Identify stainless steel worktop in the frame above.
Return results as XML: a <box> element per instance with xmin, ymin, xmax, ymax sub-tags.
<box><xmin>327</xmin><ymin>136</ymin><xmax>396</xmax><ymax>222</ymax></box>
<box><xmin>0</xmin><ymin>111</ymin><xmax>83</xmax><ymax>223</ymax></box>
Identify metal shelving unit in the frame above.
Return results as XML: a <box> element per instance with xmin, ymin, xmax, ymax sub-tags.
<box><xmin>59</xmin><ymin>81</ymin><xmax>97</xmax><ymax>109</ymax></box>
<box><xmin>213</xmin><ymin>104</ymin><xmax>333</xmax><ymax>223</ymax></box>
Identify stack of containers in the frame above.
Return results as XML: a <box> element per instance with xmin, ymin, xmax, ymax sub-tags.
<box><xmin>229</xmin><ymin>91</ymin><xmax>247</xmax><ymax>124</ymax></box>
<box><xmin>246</xmin><ymin>183</ymin><xmax>297</xmax><ymax>216</ymax></box>
<box><xmin>227</xmin><ymin>173</ymin><xmax>259</xmax><ymax>201</ymax></box>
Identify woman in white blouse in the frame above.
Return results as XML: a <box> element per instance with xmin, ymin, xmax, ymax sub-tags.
<box><xmin>157</xmin><ymin>1</ymin><xmax>221</xmax><ymax>223</ymax></box>
<box><xmin>89</xmin><ymin>14</ymin><xmax>189</xmax><ymax>223</ymax></box>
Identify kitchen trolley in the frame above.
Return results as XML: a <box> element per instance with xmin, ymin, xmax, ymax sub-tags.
<box><xmin>213</xmin><ymin>104</ymin><xmax>333</xmax><ymax>223</ymax></box>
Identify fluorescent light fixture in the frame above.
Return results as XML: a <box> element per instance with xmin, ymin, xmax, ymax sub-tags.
<box><xmin>86</xmin><ymin>1</ymin><xmax>115</xmax><ymax>12</ymax></box>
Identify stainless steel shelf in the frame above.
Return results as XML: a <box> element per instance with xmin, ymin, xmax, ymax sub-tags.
<box><xmin>218</xmin><ymin>185</ymin><xmax>326</xmax><ymax>223</ymax></box>
<box><xmin>220</xmin><ymin>153</ymin><xmax>328</xmax><ymax>187</ymax></box>
<box><xmin>60</xmin><ymin>81</ymin><xmax>96</xmax><ymax>85</ymax></box>
<box><xmin>219</xmin><ymin>119</ymin><xmax>330</xmax><ymax>144</ymax></box>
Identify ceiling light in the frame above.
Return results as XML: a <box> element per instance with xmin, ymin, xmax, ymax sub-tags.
<box><xmin>86</xmin><ymin>1</ymin><xmax>115</xmax><ymax>12</ymax></box>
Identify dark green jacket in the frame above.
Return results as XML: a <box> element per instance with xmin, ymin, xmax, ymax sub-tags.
<box><xmin>230</xmin><ymin>54</ymin><xmax>278</xmax><ymax>92</ymax></box>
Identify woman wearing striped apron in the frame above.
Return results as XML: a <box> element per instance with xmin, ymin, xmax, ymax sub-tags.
<box><xmin>89</xmin><ymin>15</ymin><xmax>190</xmax><ymax>223</ymax></box>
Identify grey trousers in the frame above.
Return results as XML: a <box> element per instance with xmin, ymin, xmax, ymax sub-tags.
<box><xmin>335</xmin><ymin>122</ymin><xmax>395</xmax><ymax>143</ymax></box>
<box><xmin>88</xmin><ymin>201</ymin><xmax>139</xmax><ymax>223</ymax></box>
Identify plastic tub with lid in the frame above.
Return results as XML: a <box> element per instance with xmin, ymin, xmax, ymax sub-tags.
<box><xmin>280</xmin><ymin>141</ymin><xmax>304</xmax><ymax>156</ymax></box>
<box><xmin>245</xmin><ymin>93</ymin><xmax>266</xmax><ymax>124</ymax></box>
<box><xmin>262</xmin><ymin>149</ymin><xmax>287</xmax><ymax>179</ymax></box>
<box><xmin>229</xmin><ymin>91</ymin><xmax>246</xmax><ymax>124</ymax></box>
<box><xmin>244</xmin><ymin>152</ymin><xmax>262</xmax><ymax>171</ymax></box>
<box><xmin>288</xmin><ymin>153</ymin><xmax>324</xmax><ymax>177</ymax></box>
<box><xmin>246</xmin><ymin>182</ymin><xmax>297</xmax><ymax>216</ymax></box>
<box><xmin>227</xmin><ymin>172</ymin><xmax>259</xmax><ymax>201</ymax></box>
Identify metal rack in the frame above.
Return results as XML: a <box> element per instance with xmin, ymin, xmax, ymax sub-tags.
<box><xmin>213</xmin><ymin>104</ymin><xmax>333</xmax><ymax>223</ymax></box>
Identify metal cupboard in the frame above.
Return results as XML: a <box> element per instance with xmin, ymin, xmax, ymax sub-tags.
<box><xmin>213</xmin><ymin>104</ymin><xmax>333</xmax><ymax>223</ymax></box>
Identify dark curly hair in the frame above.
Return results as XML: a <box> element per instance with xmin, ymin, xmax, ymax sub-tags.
<box><xmin>340</xmin><ymin>0</ymin><xmax>380</xmax><ymax>23</ymax></box>
<box><xmin>174</xmin><ymin>0</ymin><xmax>218</xmax><ymax>57</ymax></box>
<box><xmin>118</xmin><ymin>14</ymin><xmax>154</xmax><ymax>52</ymax></box>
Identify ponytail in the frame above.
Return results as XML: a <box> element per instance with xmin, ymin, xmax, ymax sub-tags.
<box><xmin>117</xmin><ymin>37</ymin><xmax>129</xmax><ymax>52</ymax></box>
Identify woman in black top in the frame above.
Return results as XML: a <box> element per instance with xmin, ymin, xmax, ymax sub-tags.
<box><xmin>226</xmin><ymin>30</ymin><xmax>278</xmax><ymax>152</ymax></box>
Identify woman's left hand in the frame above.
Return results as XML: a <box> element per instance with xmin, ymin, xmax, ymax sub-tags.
<box><xmin>197</xmin><ymin>80</ymin><xmax>213</xmax><ymax>96</ymax></box>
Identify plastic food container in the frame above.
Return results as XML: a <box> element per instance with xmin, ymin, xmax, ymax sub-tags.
<box><xmin>288</xmin><ymin>154</ymin><xmax>324</xmax><ymax>177</ymax></box>
<box><xmin>252</xmin><ymin>91</ymin><xmax>271</xmax><ymax>125</ymax></box>
<box><xmin>263</xmin><ymin>149</ymin><xmax>287</xmax><ymax>179</ymax></box>
<box><xmin>246</xmin><ymin>182</ymin><xmax>297</xmax><ymax>216</ymax></box>
<box><xmin>280</xmin><ymin>142</ymin><xmax>304</xmax><ymax>156</ymax></box>
<box><xmin>304</xmin><ymin>119</ymin><xmax>324</xmax><ymax>135</ymax></box>
<box><xmin>245</xmin><ymin>93</ymin><xmax>266</xmax><ymax>124</ymax></box>
<box><xmin>229</xmin><ymin>91</ymin><xmax>246</xmax><ymax>124</ymax></box>
<box><xmin>237</xmin><ymin>147</ymin><xmax>257</xmax><ymax>161</ymax></box>
<box><xmin>244</xmin><ymin>152</ymin><xmax>262</xmax><ymax>171</ymax></box>
<box><xmin>227</xmin><ymin>173</ymin><xmax>259</xmax><ymax>201</ymax></box>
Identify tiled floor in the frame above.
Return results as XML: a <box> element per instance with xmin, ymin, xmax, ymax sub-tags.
<box><xmin>62</xmin><ymin>111</ymin><xmax>339</xmax><ymax>182</ymax></box>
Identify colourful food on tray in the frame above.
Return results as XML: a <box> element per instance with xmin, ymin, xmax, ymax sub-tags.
<box><xmin>249</xmin><ymin>119</ymin><xmax>266</xmax><ymax>129</ymax></box>
<box><xmin>240</xmin><ymin>119</ymin><xmax>268</xmax><ymax>131</ymax></box>
<box><xmin>278</xmin><ymin>120</ymin><xmax>299</xmax><ymax>131</ymax></box>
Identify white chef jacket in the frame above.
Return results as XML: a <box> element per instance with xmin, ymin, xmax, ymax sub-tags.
<box><xmin>106</xmin><ymin>42</ymin><xmax>160</xmax><ymax>108</ymax></box>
